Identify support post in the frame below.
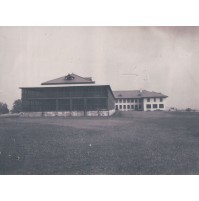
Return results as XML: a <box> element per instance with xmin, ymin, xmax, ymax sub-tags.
<box><xmin>84</xmin><ymin>98</ymin><xmax>87</xmax><ymax>116</ymax></box>
<box><xmin>56</xmin><ymin>99</ymin><xmax>59</xmax><ymax>112</ymax></box>
<box><xmin>70</xmin><ymin>99</ymin><xmax>72</xmax><ymax>113</ymax></box>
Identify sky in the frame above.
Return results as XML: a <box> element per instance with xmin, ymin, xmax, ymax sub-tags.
<box><xmin>0</xmin><ymin>26</ymin><xmax>199</xmax><ymax>110</ymax></box>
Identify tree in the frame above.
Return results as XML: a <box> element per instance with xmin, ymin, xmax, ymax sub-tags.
<box><xmin>185</xmin><ymin>108</ymin><xmax>192</xmax><ymax>112</ymax></box>
<box><xmin>0</xmin><ymin>102</ymin><xmax>9</xmax><ymax>114</ymax></box>
<box><xmin>11</xmin><ymin>99</ymin><xmax>22</xmax><ymax>113</ymax></box>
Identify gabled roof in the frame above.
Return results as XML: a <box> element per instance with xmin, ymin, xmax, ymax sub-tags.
<box><xmin>41</xmin><ymin>73</ymin><xmax>95</xmax><ymax>85</ymax></box>
<box><xmin>113</xmin><ymin>90</ymin><xmax>168</xmax><ymax>99</ymax></box>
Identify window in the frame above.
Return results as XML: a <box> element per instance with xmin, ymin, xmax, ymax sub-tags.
<box><xmin>135</xmin><ymin>105</ymin><xmax>138</xmax><ymax>110</ymax></box>
<box><xmin>29</xmin><ymin>100</ymin><xmax>42</xmax><ymax>112</ymax></box>
<box><xmin>87</xmin><ymin>87</ymin><xmax>105</xmax><ymax>97</ymax></box>
<box><xmin>160</xmin><ymin>98</ymin><xmax>163</xmax><ymax>102</ymax></box>
<box><xmin>131</xmin><ymin>105</ymin><xmax>134</xmax><ymax>109</ymax></box>
<box><xmin>119</xmin><ymin>99</ymin><xmax>122</xmax><ymax>103</ymax></box>
<box><xmin>123</xmin><ymin>99</ymin><xmax>127</xmax><ymax>103</ymax></box>
<box><xmin>65</xmin><ymin>74</ymin><xmax>74</xmax><ymax>80</ymax></box>
<box><xmin>123</xmin><ymin>105</ymin><xmax>126</xmax><ymax>109</ymax></box>
<box><xmin>87</xmin><ymin>98</ymin><xmax>106</xmax><ymax>111</ymax></box>
<box><xmin>116</xmin><ymin>99</ymin><xmax>118</xmax><ymax>103</ymax></box>
<box><xmin>72</xmin><ymin>99</ymin><xmax>84</xmax><ymax>110</ymax></box>
<box><xmin>127</xmin><ymin>99</ymin><xmax>130</xmax><ymax>103</ymax></box>
<box><xmin>154</xmin><ymin>98</ymin><xmax>156</xmax><ymax>102</ymax></box>
<box><xmin>58</xmin><ymin>99</ymin><xmax>70</xmax><ymax>111</ymax></box>
<box><xmin>147</xmin><ymin>98</ymin><xmax>150</xmax><ymax>102</ymax></box>
<box><xmin>131</xmin><ymin>99</ymin><xmax>134</xmax><ymax>102</ymax></box>
<box><xmin>119</xmin><ymin>105</ymin><xmax>122</xmax><ymax>109</ymax></box>
<box><xmin>153</xmin><ymin>104</ymin><xmax>158</xmax><ymax>109</ymax></box>
<box><xmin>42</xmin><ymin>100</ymin><xmax>56</xmax><ymax>111</ymax></box>
<box><xmin>159</xmin><ymin>104</ymin><xmax>164</xmax><ymax>108</ymax></box>
<box><xmin>146</xmin><ymin>104</ymin><xmax>151</xmax><ymax>109</ymax></box>
<box><xmin>127</xmin><ymin>105</ymin><xmax>130</xmax><ymax>109</ymax></box>
<box><xmin>135</xmin><ymin>99</ymin><xmax>138</xmax><ymax>103</ymax></box>
<box><xmin>139</xmin><ymin>105</ymin><xmax>142</xmax><ymax>110</ymax></box>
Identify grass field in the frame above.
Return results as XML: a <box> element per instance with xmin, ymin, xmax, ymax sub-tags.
<box><xmin>0</xmin><ymin>111</ymin><xmax>199</xmax><ymax>175</ymax></box>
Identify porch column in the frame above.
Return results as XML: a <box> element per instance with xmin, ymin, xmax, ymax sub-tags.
<box><xmin>70</xmin><ymin>98</ymin><xmax>72</xmax><ymax>112</ymax></box>
<box><xmin>84</xmin><ymin>98</ymin><xmax>87</xmax><ymax>116</ymax></box>
<box><xmin>56</xmin><ymin>99</ymin><xmax>59</xmax><ymax>112</ymax></box>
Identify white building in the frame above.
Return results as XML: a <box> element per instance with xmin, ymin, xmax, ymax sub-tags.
<box><xmin>113</xmin><ymin>90</ymin><xmax>168</xmax><ymax>111</ymax></box>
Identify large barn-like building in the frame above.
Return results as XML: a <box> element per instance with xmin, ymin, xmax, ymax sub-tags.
<box><xmin>20</xmin><ymin>73</ymin><xmax>115</xmax><ymax>117</ymax></box>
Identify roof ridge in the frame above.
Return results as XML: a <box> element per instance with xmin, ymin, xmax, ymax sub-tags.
<box><xmin>71</xmin><ymin>73</ymin><xmax>92</xmax><ymax>80</ymax></box>
<box><xmin>113</xmin><ymin>90</ymin><xmax>140</xmax><ymax>91</ymax></box>
<box><xmin>113</xmin><ymin>90</ymin><xmax>148</xmax><ymax>92</ymax></box>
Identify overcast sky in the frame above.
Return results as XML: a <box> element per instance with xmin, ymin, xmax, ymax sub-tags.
<box><xmin>0</xmin><ymin>26</ymin><xmax>199</xmax><ymax>109</ymax></box>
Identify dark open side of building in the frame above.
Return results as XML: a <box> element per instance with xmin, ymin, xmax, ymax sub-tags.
<box><xmin>21</xmin><ymin>85</ymin><xmax>115</xmax><ymax>113</ymax></box>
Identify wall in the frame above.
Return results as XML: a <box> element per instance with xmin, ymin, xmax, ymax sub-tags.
<box><xmin>108</xmin><ymin>109</ymin><xmax>116</xmax><ymax>116</ymax></box>
<box><xmin>115</xmin><ymin>98</ymin><xmax>143</xmax><ymax>111</ymax></box>
<box><xmin>107</xmin><ymin>88</ymin><xmax>115</xmax><ymax>110</ymax></box>
<box><xmin>21</xmin><ymin>86</ymin><xmax>111</xmax><ymax>112</ymax></box>
<box><xmin>143</xmin><ymin>97</ymin><xmax>167</xmax><ymax>111</ymax></box>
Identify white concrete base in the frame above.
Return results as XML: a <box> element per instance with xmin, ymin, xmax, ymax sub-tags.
<box><xmin>20</xmin><ymin>109</ymin><xmax>115</xmax><ymax>117</ymax></box>
<box><xmin>108</xmin><ymin>109</ymin><xmax>115</xmax><ymax>116</ymax></box>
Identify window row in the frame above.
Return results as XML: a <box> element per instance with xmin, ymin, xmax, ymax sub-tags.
<box><xmin>22</xmin><ymin>98</ymin><xmax>107</xmax><ymax>112</ymax></box>
<box><xmin>22</xmin><ymin>87</ymin><xmax>107</xmax><ymax>98</ymax></box>
<box><xmin>147</xmin><ymin>98</ymin><xmax>163</xmax><ymax>102</ymax></box>
<box><xmin>116</xmin><ymin>98</ymin><xmax>142</xmax><ymax>103</ymax></box>
<box><xmin>116</xmin><ymin>105</ymin><xmax>142</xmax><ymax>110</ymax></box>
<box><xmin>146</xmin><ymin>104</ymin><xmax>164</xmax><ymax>109</ymax></box>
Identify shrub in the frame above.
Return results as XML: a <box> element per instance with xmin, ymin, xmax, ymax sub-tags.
<box><xmin>11</xmin><ymin>99</ymin><xmax>22</xmax><ymax>113</ymax></box>
<box><xmin>0</xmin><ymin>102</ymin><xmax>9</xmax><ymax>114</ymax></box>
<box><xmin>185</xmin><ymin>108</ymin><xmax>192</xmax><ymax>112</ymax></box>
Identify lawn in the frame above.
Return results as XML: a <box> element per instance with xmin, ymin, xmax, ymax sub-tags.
<box><xmin>0</xmin><ymin>111</ymin><xmax>199</xmax><ymax>175</ymax></box>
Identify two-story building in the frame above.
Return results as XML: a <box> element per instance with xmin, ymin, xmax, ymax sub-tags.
<box><xmin>113</xmin><ymin>90</ymin><xmax>168</xmax><ymax>111</ymax></box>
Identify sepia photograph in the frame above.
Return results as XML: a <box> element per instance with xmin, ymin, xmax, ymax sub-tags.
<box><xmin>0</xmin><ymin>26</ymin><xmax>199</xmax><ymax>175</ymax></box>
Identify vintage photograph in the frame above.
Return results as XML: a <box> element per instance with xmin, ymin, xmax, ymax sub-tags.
<box><xmin>0</xmin><ymin>27</ymin><xmax>199</xmax><ymax>175</ymax></box>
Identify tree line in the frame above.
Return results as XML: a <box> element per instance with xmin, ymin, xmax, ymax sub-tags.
<box><xmin>0</xmin><ymin>99</ymin><xmax>22</xmax><ymax>114</ymax></box>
